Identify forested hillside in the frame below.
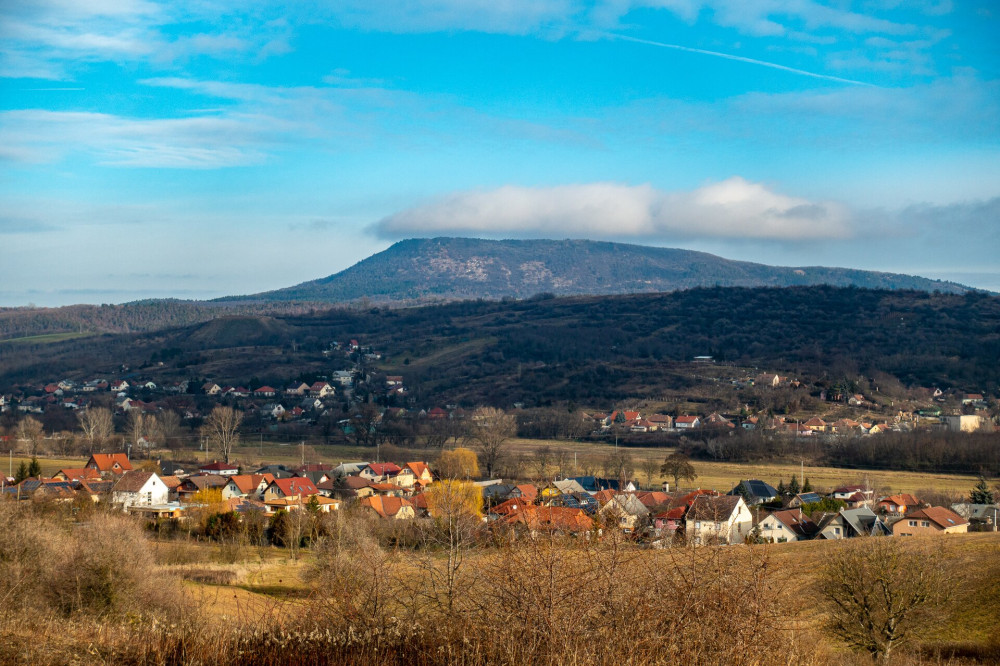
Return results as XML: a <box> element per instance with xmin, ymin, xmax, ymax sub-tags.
<box><xmin>1</xmin><ymin>287</ymin><xmax>997</xmax><ymax>407</ymax></box>
<box><xmin>0</xmin><ymin>300</ymin><xmax>319</xmax><ymax>341</ymax></box>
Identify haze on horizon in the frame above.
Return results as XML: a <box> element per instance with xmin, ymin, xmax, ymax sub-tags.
<box><xmin>1</xmin><ymin>1</ymin><xmax>998</xmax><ymax>307</ymax></box>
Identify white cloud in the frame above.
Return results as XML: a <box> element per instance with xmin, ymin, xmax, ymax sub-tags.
<box><xmin>319</xmin><ymin>0</ymin><xmax>581</xmax><ymax>36</ymax></box>
<box><xmin>0</xmin><ymin>109</ymin><xmax>272</xmax><ymax>168</ymax></box>
<box><xmin>373</xmin><ymin>177</ymin><xmax>853</xmax><ymax>241</ymax></box>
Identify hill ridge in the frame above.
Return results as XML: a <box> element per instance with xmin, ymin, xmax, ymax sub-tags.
<box><xmin>225</xmin><ymin>237</ymin><xmax>971</xmax><ymax>303</ymax></box>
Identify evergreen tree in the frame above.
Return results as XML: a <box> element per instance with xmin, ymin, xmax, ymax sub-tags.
<box><xmin>14</xmin><ymin>461</ymin><xmax>28</xmax><ymax>484</ymax></box>
<box><xmin>27</xmin><ymin>457</ymin><xmax>42</xmax><ymax>479</ymax></box>
<box><xmin>969</xmin><ymin>477</ymin><xmax>995</xmax><ymax>505</ymax></box>
<box><xmin>802</xmin><ymin>477</ymin><xmax>813</xmax><ymax>493</ymax></box>
<box><xmin>777</xmin><ymin>479</ymin><xmax>786</xmax><ymax>496</ymax></box>
<box><xmin>788</xmin><ymin>476</ymin><xmax>800</xmax><ymax>496</ymax></box>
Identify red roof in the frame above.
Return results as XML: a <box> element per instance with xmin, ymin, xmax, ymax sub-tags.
<box><xmin>200</xmin><ymin>461</ymin><xmax>238</xmax><ymax>472</ymax></box>
<box><xmin>505</xmin><ymin>506</ymin><xmax>593</xmax><ymax>533</ymax></box>
<box><xmin>676</xmin><ymin>415</ymin><xmax>699</xmax><ymax>424</ymax></box>
<box><xmin>360</xmin><ymin>495</ymin><xmax>413</xmax><ymax>518</ymax></box>
<box><xmin>87</xmin><ymin>453</ymin><xmax>133</xmax><ymax>473</ymax></box>
<box><xmin>269</xmin><ymin>477</ymin><xmax>318</xmax><ymax>497</ymax></box>
<box><xmin>907</xmin><ymin>506</ymin><xmax>968</xmax><ymax>529</ymax></box>
<box><xmin>57</xmin><ymin>468</ymin><xmax>100</xmax><ymax>482</ymax></box>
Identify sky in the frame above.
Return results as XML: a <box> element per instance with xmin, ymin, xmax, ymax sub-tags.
<box><xmin>1</xmin><ymin>0</ymin><xmax>999</xmax><ymax>306</ymax></box>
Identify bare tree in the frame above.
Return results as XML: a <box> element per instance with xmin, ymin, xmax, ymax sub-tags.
<box><xmin>660</xmin><ymin>452</ymin><xmax>698</xmax><ymax>491</ymax></box>
<box><xmin>469</xmin><ymin>407</ymin><xmax>516</xmax><ymax>478</ymax></box>
<box><xmin>604</xmin><ymin>449</ymin><xmax>634</xmax><ymax>485</ymax></box>
<box><xmin>77</xmin><ymin>407</ymin><xmax>115</xmax><ymax>453</ymax></box>
<box><xmin>420</xmin><ymin>480</ymin><xmax>483</xmax><ymax>616</ymax></box>
<box><xmin>639</xmin><ymin>457</ymin><xmax>659</xmax><ymax>490</ymax></box>
<box><xmin>202</xmin><ymin>406</ymin><xmax>243</xmax><ymax>464</ymax></box>
<box><xmin>530</xmin><ymin>446</ymin><xmax>553</xmax><ymax>482</ymax></box>
<box><xmin>16</xmin><ymin>416</ymin><xmax>44</xmax><ymax>456</ymax></box>
<box><xmin>125</xmin><ymin>409</ymin><xmax>145</xmax><ymax>455</ymax></box>
<box><xmin>156</xmin><ymin>409</ymin><xmax>183</xmax><ymax>449</ymax></box>
<box><xmin>820</xmin><ymin>537</ymin><xmax>947</xmax><ymax>663</ymax></box>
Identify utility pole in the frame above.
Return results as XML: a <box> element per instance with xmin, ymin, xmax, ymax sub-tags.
<box><xmin>300</xmin><ymin>440</ymin><xmax>305</xmax><ymax>466</ymax></box>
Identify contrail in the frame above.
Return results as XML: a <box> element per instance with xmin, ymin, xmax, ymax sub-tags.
<box><xmin>608</xmin><ymin>33</ymin><xmax>875</xmax><ymax>87</ymax></box>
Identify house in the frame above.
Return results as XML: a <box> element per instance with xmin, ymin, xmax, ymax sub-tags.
<box><xmin>832</xmin><ymin>485</ymin><xmax>875</xmax><ymax>504</ymax></box>
<box><xmin>111</xmin><ymin>380</ymin><xmax>130</xmax><ymax>393</ymax></box>
<box><xmin>331</xmin><ymin>462</ymin><xmax>370</xmax><ymax>478</ymax></box>
<box><xmin>675</xmin><ymin>415</ymin><xmax>701</xmax><ymax>429</ymax></box>
<box><xmin>253</xmin><ymin>386</ymin><xmax>277</xmax><ymax>397</ymax></box>
<box><xmin>331</xmin><ymin>371</ymin><xmax>353</xmax><ymax>387</ymax></box>
<box><xmin>757</xmin><ymin>509</ymin><xmax>818</xmax><ymax>543</ymax></box>
<box><xmin>877</xmin><ymin>494</ymin><xmax>923</xmax><ymax>515</ymax></box>
<box><xmin>111</xmin><ymin>471</ymin><xmax>169</xmax><ymax>511</ymax></box>
<box><xmin>962</xmin><ymin>393</ymin><xmax>986</xmax><ymax>406</ymax></box>
<box><xmin>263</xmin><ymin>477</ymin><xmax>319</xmax><ymax>502</ymax></box>
<box><xmin>685</xmin><ymin>495</ymin><xmax>753</xmax><ymax>545</ymax></box>
<box><xmin>176</xmin><ymin>474</ymin><xmax>228</xmax><ymax>500</ymax></box>
<box><xmin>285</xmin><ymin>382</ymin><xmax>310</xmax><ymax>396</ymax></box>
<box><xmin>222</xmin><ymin>473</ymin><xmax>274</xmax><ymax>500</ymax></box>
<box><xmin>569</xmin><ymin>476</ymin><xmax>634</xmax><ymax>493</ymax></box>
<box><xmin>505</xmin><ymin>505</ymin><xmax>594</xmax><ymax>535</ymax></box>
<box><xmin>950</xmin><ymin>503</ymin><xmax>1000</xmax><ymax>532</ymax></box>
<box><xmin>652</xmin><ymin>505</ymin><xmax>688</xmax><ymax>535</ymax></box>
<box><xmin>254</xmin><ymin>464</ymin><xmax>295</xmax><ymax>479</ymax></box>
<box><xmin>385</xmin><ymin>376</ymin><xmax>404</xmax><ymax>386</ymax></box>
<box><xmin>159</xmin><ymin>475</ymin><xmax>183</xmax><ymax>501</ymax></box>
<box><xmin>803</xmin><ymin>417</ymin><xmax>827</xmax><ymax>432</ymax></box>
<box><xmin>892</xmin><ymin>506</ymin><xmax>968</xmax><ymax>536</ymax></box>
<box><xmin>52</xmin><ymin>468</ymin><xmax>101</xmax><ymax>483</ymax></box>
<box><xmin>816</xmin><ymin>507</ymin><xmax>891</xmax><ymax>539</ymax></box>
<box><xmin>787</xmin><ymin>492</ymin><xmax>823</xmax><ymax>508</ymax></box>
<box><xmin>848</xmin><ymin>394</ymin><xmax>866</xmax><ymax>406</ymax></box>
<box><xmin>728</xmin><ymin>479</ymin><xmax>779</xmax><ymax>506</ymax></box>
<box><xmin>359</xmin><ymin>495</ymin><xmax>415</xmax><ymax>520</ymax></box>
<box><xmin>202</xmin><ymin>383</ymin><xmax>221</xmax><ymax>395</ymax></box>
<box><xmin>85</xmin><ymin>453</ymin><xmax>133</xmax><ymax>476</ymax></box>
<box><xmin>548</xmin><ymin>492</ymin><xmax>599</xmax><ymax>514</ymax></box>
<box><xmin>199</xmin><ymin>461</ymin><xmax>240</xmax><ymax>477</ymax></box>
<box><xmin>396</xmin><ymin>462</ymin><xmax>434</xmax><ymax>488</ymax></box>
<box><xmin>599</xmin><ymin>494</ymin><xmax>650</xmax><ymax>532</ymax></box>
<box><xmin>943</xmin><ymin>415</ymin><xmax>985</xmax><ymax>433</ymax></box>
<box><xmin>648</xmin><ymin>414</ymin><xmax>673</xmax><ymax>430</ymax></box>
<box><xmin>360</xmin><ymin>462</ymin><xmax>402</xmax><ymax>483</ymax></box>
<box><xmin>309</xmin><ymin>382</ymin><xmax>335</xmax><ymax>397</ymax></box>
<box><xmin>328</xmin><ymin>475</ymin><xmax>375</xmax><ymax>500</ymax></box>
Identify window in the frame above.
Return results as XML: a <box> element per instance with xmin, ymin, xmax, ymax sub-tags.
<box><xmin>921</xmin><ymin>521</ymin><xmax>930</xmax><ymax>528</ymax></box>
<box><xmin>909</xmin><ymin>520</ymin><xmax>917</xmax><ymax>526</ymax></box>
<box><xmin>834</xmin><ymin>527</ymin><xmax>841</xmax><ymax>536</ymax></box>
<box><xmin>694</xmin><ymin>521</ymin><xmax>701</xmax><ymax>529</ymax></box>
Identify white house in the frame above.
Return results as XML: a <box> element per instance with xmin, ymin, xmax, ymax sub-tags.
<box><xmin>112</xmin><ymin>471</ymin><xmax>169</xmax><ymax>511</ymax></box>
<box><xmin>685</xmin><ymin>495</ymin><xmax>753</xmax><ymax>545</ymax></box>
<box><xmin>757</xmin><ymin>509</ymin><xmax>818</xmax><ymax>543</ymax></box>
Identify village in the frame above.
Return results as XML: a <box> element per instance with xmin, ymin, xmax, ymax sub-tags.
<box><xmin>4</xmin><ymin>443</ymin><xmax>997</xmax><ymax>550</ymax></box>
<box><xmin>2</xmin><ymin>338</ymin><xmax>995</xmax><ymax>460</ymax></box>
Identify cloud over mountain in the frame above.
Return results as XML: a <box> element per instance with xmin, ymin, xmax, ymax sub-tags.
<box><xmin>373</xmin><ymin>177</ymin><xmax>853</xmax><ymax>242</ymax></box>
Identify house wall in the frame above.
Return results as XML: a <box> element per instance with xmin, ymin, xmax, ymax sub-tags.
<box><xmin>759</xmin><ymin>516</ymin><xmax>800</xmax><ymax>542</ymax></box>
<box><xmin>892</xmin><ymin>518</ymin><xmax>968</xmax><ymax>536</ymax></box>
<box><xmin>116</xmin><ymin>477</ymin><xmax>168</xmax><ymax>511</ymax></box>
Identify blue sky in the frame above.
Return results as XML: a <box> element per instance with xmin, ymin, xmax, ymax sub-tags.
<box><xmin>2</xmin><ymin>0</ymin><xmax>998</xmax><ymax>306</ymax></box>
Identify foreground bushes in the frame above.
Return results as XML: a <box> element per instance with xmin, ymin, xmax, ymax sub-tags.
<box><xmin>0</xmin><ymin>502</ymin><xmax>185</xmax><ymax>620</ymax></box>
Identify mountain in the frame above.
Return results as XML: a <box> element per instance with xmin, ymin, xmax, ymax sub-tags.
<box><xmin>227</xmin><ymin>237</ymin><xmax>972</xmax><ymax>303</ymax></box>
